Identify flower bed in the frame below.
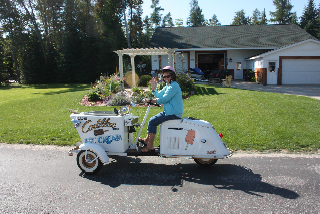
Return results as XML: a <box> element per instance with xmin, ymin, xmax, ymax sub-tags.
<box><xmin>81</xmin><ymin>72</ymin><xmax>195</xmax><ymax>106</ymax></box>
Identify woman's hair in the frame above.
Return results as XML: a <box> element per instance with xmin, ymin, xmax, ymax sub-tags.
<box><xmin>162</xmin><ymin>69</ymin><xmax>176</xmax><ymax>81</ymax></box>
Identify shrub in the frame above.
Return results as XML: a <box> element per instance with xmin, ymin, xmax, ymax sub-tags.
<box><xmin>132</xmin><ymin>92</ymin><xmax>147</xmax><ymax>104</ymax></box>
<box><xmin>103</xmin><ymin>73</ymin><xmax>121</xmax><ymax>93</ymax></box>
<box><xmin>89</xmin><ymin>73</ymin><xmax>121</xmax><ymax>100</ymax></box>
<box><xmin>132</xmin><ymin>86</ymin><xmax>144</xmax><ymax>94</ymax></box>
<box><xmin>176</xmin><ymin>72</ymin><xmax>195</xmax><ymax>96</ymax></box>
<box><xmin>248</xmin><ymin>71</ymin><xmax>256</xmax><ymax>82</ymax></box>
<box><xmin>106</xmin><ymin>91</ymin><xmax>132</xmax><ymax>106</ymax></box>
<box><xmin>88</xmin><ymin>91</ymin><xmax>102</xmax><ymax>101</ymax></box>
<box><xmin>139</xmin><ymin>75</ymin><xmax>152</xmax><ymax>87</ymax></box>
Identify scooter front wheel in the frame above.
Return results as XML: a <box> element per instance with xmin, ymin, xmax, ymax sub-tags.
<box><xmin>77</xmin><ymin>150</ymin><xmax>103</xmax><ymax>174</ymax></box>
<box><xmin>194</xmin><ymin>158</ymin><xmax>217</xmax><ymax>166</ymax></box>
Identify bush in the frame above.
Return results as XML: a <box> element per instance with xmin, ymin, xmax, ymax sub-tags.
<box><xmin>103</xmin><ymin>73</ymin><xmax>121</xmax><ymax>93</ymax></box>
<box><xmin>106</xmin><ymin>91</ymin><xmax>132</xmax><ymax>106</ymax></box>
<box><xmin>132</xmin><ymin>92</ymin><xmax>147</xmax><ymax>104</ymax></box>
<box><xmin>139</xmin><ymin>75</ymin><xmax>152</xmax><ymax>87</ymax></box>
<box><xmin>247</xmin><ymin>71</ymin><xmax>256</xmax><ymax>82</ymax></box>
<box><xmin>132</xmin><ymin>86</ymin><xmax>144</xmax><ymax>94</ymax></box>
<box><xmin>176</xmin><ymin>72</ymin><xmax>195</xmax><ymax>96</ymax></box>
<box><xmin>88</xmin><ymin>91</ymin><xmax>102</xmax><ymax>101</ymax></box>
<box><xmin>89</xmin><ymin>72</ymin><xmax>121</xmax><ymax>101</ymax></box>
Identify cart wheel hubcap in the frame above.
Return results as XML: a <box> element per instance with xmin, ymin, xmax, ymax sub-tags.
<box><xmin>82</xmin><ymin>153</ymin><xmax>97</xmax><ymax>168</ymax></box>
<box><xmin>198</xmin><ymin>158</ymin><xmax>211</xmax><ymax>163</ymax></box>
<box><xmin>78</xmin><ymin>150</ymin><xmax>100</xmax><ymax>172</ymax></box>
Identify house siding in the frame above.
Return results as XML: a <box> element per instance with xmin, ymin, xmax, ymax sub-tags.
<box><xmin>262</xmin><ymin>42</ymin><xmax>320</xmax><ymax>68</ymax></box>
<box><xmin>227</xmin><ymin>49</ymin><xmax>271</xmax><ymax>70</ymax></box>
<box><xmin>151</xmin><ymin>55</ymin><xmax>159</xmax><ymax>70</ymax></box>
<box><xmin>247</xmin><ymin>41</ymin><xmax>320</xmax><ymax>84</ymax></box>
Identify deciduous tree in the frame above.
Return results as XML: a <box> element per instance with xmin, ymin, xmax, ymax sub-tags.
<box><xmin>175</xmin><ymin>18</ymin><xmax>183</xmax><ymax>27</ymax></box>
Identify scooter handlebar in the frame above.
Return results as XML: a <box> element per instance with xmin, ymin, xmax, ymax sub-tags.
<box><xmin>150</xmin><ymin>102</ymin><xmax>162</xmax><ymax>107</ymax></box>
<box><xmin>143</xmin><ymin>98</ymin><xmax>162</xmax><ymax>107</ymax></box>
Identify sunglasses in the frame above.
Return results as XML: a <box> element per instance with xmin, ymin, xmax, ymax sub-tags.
<box><xmin>163</xmin><ymin>75</ymin><xmax>171</xmax><ymax>79</ymax></box>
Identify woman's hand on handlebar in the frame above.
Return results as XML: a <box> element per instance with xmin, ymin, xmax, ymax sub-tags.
<box><xmin>142</xmin><ymin>98</ymin><xmax>151</xmax><ymax>104</ymax></box>
<box><xmin>142</xmin><ymin>98</ymin><xmax>162</xmax><ymax>107</ymax></box>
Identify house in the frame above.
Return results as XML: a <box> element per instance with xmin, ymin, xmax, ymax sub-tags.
<box><xmin>148</xmin><ymin>24</ymin><xmax>320</xmax><ymax>84</ymax></box>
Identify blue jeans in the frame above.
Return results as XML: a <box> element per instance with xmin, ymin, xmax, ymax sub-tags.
<box><xmin>147</xmin><ymin>112</ymin><xmax>181</xmax><ymax>134</ymax></box>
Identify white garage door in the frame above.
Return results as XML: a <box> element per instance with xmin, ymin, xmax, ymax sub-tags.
<box><xmin>282</xmin><ymin>59</ymin><xmax>320</xmax><ymax>84</ymax></box>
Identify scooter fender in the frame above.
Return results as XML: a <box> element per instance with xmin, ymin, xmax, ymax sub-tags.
<box><xmin>79</xmin><ymin>144</ymin><xmax>109</xmax><ymax>164</ymax></box>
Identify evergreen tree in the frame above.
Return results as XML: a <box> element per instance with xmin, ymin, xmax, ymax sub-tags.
<box><xmin>300</xmin><ymin>0</ymin><xmax>318</xmax><ymax>37</ymax></box>
<box><xmin>207</xmin><ymin>14</ymin><xmax>221</xmax><ymax>26</ymax></box>
<box><xmin>252</xmin><ymin>8</ymin><xmax>261</xmax><ymax>25</ymax></box>
<box><xmin>270</xmin><ymin>0</ymin><xmax>294</xmax><ymax>24</ymax></box>
<box><xmin>21</xmin><ymin>31</ymin><xmax>48</xmax><ymax>83</ymax></box>
<box><xmin>187</xmin><ymin>0</ymin><xmax>205</xmax><ymax>26</ymax></box>
<box><xmin>317</xmin><ymin>4</ymin><xmax>320</xmax><ymax>39</ymax></box>
<box><xmin>231</xmin><ymin>10</ymin><xmax>250</xmax><ymax>25</ymax></box>
<box><xmin>290</xmin><ymin>12</ymin><xmax>299</xmax><ymax>24</ymax></box>
<box><xmin>127</xmin><ymin>0</ymin><xmax>144</xmax><ymax>48</ymax></box>
<box><xmin>150</xmin><ymin>0</ymin><xmax>163</xmax><ymax>28</ymax></box>
<box><xmin>0</xmin><ymin>0</ymin><xmax>26</xmax><ymax>81</ymax></box>
<box><xmin>251</xmin><ymin>8</ymin><xmax>268</xmax><ymax>25</ymax></box>
<box><xmin>162</xmin><ymin>12</ymin><xmax>174</xmax><ymax>27</ymax></box>
<box><xmin>0</xmin><ymin>37</ymin><xmax>7</xmax><ymax>83</ymax></box>
<box><xmin>141</xmin><ymin>15</ymin><xmax>153</xmax><ymax>47</ymax></box>
<box><xmin>261</xmin><ymin>8</ymin><xmax>268</xmax><ymax>24</ymax></box>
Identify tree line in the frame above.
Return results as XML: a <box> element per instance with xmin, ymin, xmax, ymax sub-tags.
<box><xmin>0</xmin><ymin>0</ymin><xmax>319</xmax><ymax>84</ymax></box>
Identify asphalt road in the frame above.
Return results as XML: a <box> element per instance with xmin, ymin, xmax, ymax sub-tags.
<box><xmin>1</xmin><ymin>143</ymin><xmax>319</xmax><ymax>213</ymax></box>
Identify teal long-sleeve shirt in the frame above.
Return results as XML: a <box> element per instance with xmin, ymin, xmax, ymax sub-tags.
<box><xmin>153</xmin><ymin>81</ymin><xmax>183</xmax><ymax>118</ymax></box>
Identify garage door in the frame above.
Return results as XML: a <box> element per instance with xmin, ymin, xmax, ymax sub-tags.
<box><xmin>282</xmin><ymin>59</ymin><xmax>320</xmax><ymax>84</ymax></box>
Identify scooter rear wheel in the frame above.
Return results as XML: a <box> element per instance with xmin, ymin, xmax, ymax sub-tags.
<box><xmin>77</xmin><ymin>150</ymin><xmax>103</xmax><ymax>174</ymax></box>
<box><xmin>194</xmin><ymin>158</ymin><xmax>217</xmax><ymax>166</ymax></box>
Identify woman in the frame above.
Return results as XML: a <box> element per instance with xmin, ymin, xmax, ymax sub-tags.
<box><xmin>141</xmin><ymin>66</ymin><xmax>183</xmax><ymax>152</ymax></box>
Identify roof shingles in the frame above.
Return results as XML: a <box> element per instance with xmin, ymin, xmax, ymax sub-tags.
<box><xmin>149</xmin><ymin>24</ymin><xmax>317</xmax><ymax>49</ymax></box>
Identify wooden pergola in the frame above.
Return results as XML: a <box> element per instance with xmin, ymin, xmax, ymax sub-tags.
<box><xmin>114</xmin><ymin>47</ymin><xmax>178</xmax><ymax>88</ymax></box>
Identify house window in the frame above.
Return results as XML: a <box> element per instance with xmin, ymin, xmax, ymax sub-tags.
<box><xmin>269</xmin><ymin>61</ymin><xmax>276</xmax><ymax>72</ymax></box>
<box><xmin>236</xmin><ymin>62</ymin><xmax>241</xmax><ymax>70</ymax></box>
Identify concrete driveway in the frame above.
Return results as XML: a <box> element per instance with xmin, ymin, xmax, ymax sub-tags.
<box><xmin>231</xmin><ymin>80</ymin><xmax>320</xmax><ymax>100</ymax></box>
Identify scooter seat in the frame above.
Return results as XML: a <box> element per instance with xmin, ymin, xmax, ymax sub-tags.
<box><xmin>182</xmin><ymin>118</ymin><xmax>212</xmax><ymax>128</ymax></box>
<box><xmin>161</xmin><ymin>119</ymin><xmax>183</xmax><ymax>126</ymax></box>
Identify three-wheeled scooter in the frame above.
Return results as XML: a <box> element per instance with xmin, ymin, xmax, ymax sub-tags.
<box><xmin>68</xmin><ymin>102</ymin><xmax>231</xmax><ymax>174</ymax></box>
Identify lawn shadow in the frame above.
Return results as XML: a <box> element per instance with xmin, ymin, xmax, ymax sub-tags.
<box><xmin>80</xmin><ymin>157</ymin><xmax>299</xmax><ymax>199</ymax></box>
<box><xmin>32</xmin><ymin>84</ymin><xmax>90</xmax><ymax>95</ymax></box>
<box><xmin>194</xmin><ymin>85</ymin><xmax>220</xmax><ymax>96</ymax></box>
<box><xmin>0</xmin><ymin>85</ymin><xmax>23</xmax><ymax>90</ymax></box>
<box><xmin>1</xmin><ymin>84</ymin><xmax>89</xmax><ymax>95</ymax></box>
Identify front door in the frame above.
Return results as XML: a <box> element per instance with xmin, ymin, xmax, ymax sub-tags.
<box><xmin>234</xmin><ymin>61</ymin><xmax>243</xmax><ymax>79</ymax></box>
<box><xmin>267</xmin><ymin>61</ymin><xmax>277</xmax><ymax>84</ymax></box>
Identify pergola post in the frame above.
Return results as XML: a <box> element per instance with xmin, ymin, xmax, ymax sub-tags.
<box><xmin>172</xmin><ymin>52</ymin><xmax>175</xmax><ymax>68</ymax></box>
<box><xmin>119</xmin><ymin>53</ymin><xmax>124</xmax><ymax>91</ymax></box>
<box><xmin>130</xmin><ymin>55</ymin><xmax>136</xmax><ymax>87</ymax></box>
<box><xmin>114</xmin><ymin>48</ymin><xmax>178</xmax><ymax>89</ymax></box>
<box><xmin>168</xmin><ymin>53</ymin><xmax>173</xmax><ymax>67</ymax></box>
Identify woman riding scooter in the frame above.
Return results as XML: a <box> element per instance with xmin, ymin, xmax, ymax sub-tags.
<box><xmin>140</xmin><ymin>66</ymin><xmax>183</xmax><ymax>152</ymax></box>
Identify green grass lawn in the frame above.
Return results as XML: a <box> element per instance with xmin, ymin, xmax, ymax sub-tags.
<box><xmin>0</xmin><ymin>84</ymin><xmax>319</xmax><ymax>152</ymax></box>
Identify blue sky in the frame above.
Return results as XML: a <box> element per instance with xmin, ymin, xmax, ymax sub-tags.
<box><xmin>142</xmin><ymin>0</ymin><xmax>320</xmax><ymax>26</ymax></box>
